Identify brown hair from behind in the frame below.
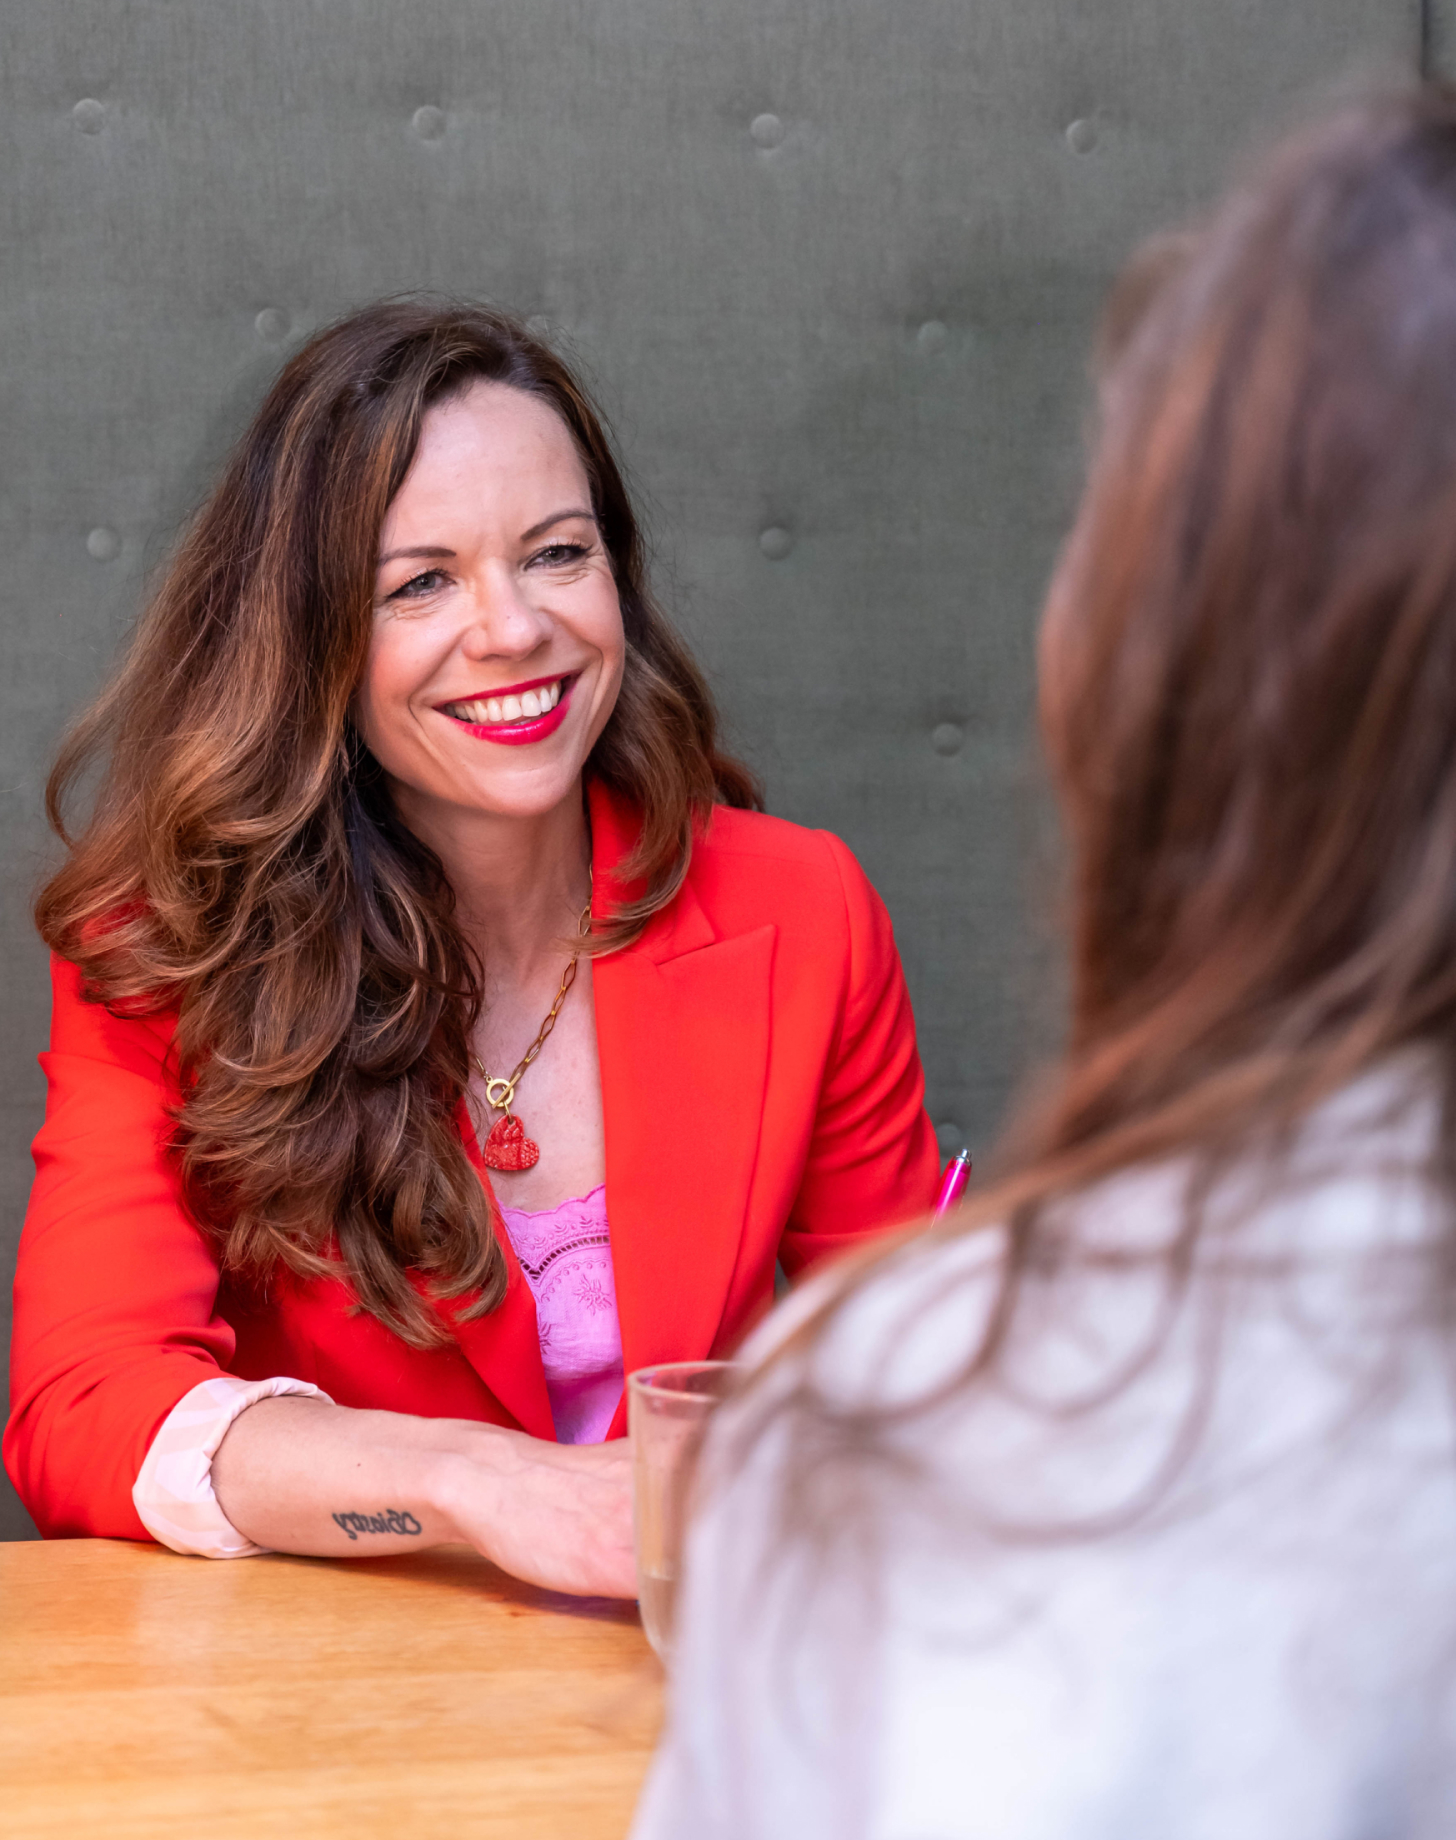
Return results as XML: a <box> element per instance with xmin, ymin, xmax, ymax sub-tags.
<box><xmin>753</xmin><ymin>86</ymin><xmax>1456</xmax><ymax>1486</ymax></box>
<box><xmin>37</xmin><ymin>299</ymin><xmax>759</xmax><ymax>1347</ymax></box>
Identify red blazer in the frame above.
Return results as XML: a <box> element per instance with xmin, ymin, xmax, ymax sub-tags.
<box><xmin>6</xmin><ymin>786</ymin><xmax>940</xmax><ymax>1539</ymax></box>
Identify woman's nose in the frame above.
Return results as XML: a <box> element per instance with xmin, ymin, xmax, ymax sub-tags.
<box><xmin>458</xmin><ymin>564</ymin><xmax>552</xmax><ymax>658</ymax></box>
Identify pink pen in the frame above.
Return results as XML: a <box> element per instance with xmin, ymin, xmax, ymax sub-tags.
<box><xmin>933</xmin><ymin>1147</ymin><xmax>972</xmax><ymax>1219</ymax></box>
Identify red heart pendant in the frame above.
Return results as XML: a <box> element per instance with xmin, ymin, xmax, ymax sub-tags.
<box><xmin>482</xmin><ymin>1111</ymin><xmax>540</xmax><ymax>1172</ymax></box>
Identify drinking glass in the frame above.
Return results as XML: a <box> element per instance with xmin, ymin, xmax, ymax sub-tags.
<box><xmin>628</xmin><ymin>1360</ymin><xmax>739</xmax><ymax>1661</ymax></box>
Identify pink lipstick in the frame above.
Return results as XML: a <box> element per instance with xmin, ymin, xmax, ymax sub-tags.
<box><xmin>437</xmin><ymin>674</ymin><xmax>576</xmax><ymax>747</ymax></box>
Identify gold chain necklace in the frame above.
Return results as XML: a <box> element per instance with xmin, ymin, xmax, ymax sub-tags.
<box><xmin>471</xmin><ymin>903</ymin><xmax>591</xmax><ymax>1172</ymax></box>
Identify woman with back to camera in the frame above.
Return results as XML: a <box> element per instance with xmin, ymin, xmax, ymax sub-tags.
<box><xmin>4</xmin><ymin>302</ymin><xmax>940</xmax><ymax>1591</ymax></box>
<box><xmin>637</xmin><ymin>89</ymin><xmax>1456</xmax><ymax>1835</ymax></box>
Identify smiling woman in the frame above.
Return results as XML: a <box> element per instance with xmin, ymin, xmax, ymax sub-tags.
<box><xmin>4</xmin><ymin>300</ymin><xmax>940</xmax><ymax>1592</ymax></box>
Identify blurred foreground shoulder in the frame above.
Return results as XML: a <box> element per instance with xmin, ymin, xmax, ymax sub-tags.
<box><xmin>634</xmin><ymin>1107</ymin><xmax>1456</xmax><ymax>1840</ymax></box>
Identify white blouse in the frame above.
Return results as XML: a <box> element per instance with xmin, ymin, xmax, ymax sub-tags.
<box><xmin>633</xmin><ymin>1061</ymin><xmax>1456</xmax><ymax>1839</ymax></box>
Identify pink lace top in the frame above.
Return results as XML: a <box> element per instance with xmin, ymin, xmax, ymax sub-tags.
<box><xmin>497</xmin><ymin>1184</ymin><xmax>624</xmax><ymax>1446</ymax></box>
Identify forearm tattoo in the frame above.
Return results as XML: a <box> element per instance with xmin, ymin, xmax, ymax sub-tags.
<box><xmin>331</xmin><ymin>1508</ymin><xmax>423</xmax><ymax>1540</ymax></box>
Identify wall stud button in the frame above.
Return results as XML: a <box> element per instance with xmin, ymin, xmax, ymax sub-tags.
<box><xmin>412</xmin><ymin>106</ymin><xmax>446</xmax><ymax>141</ymax></box>
<box><xmin>917</xmin><ymin>319</ymin><xmax>948</xmax><ymax>355</ymax></box>
<box><xmin>932</xmin><ymin>722</ymin><xmax>965</xmax><ymax>756</ymax></box>
<box><xmin>72</xmin><ymin>99</ymin><xmax>106</xmax><ymax>134</ymax></box>
<box><xmin>86</xmin><ymin>527</ymin><xmax>120</xmax><ymax>562</ymax></box>
<box><xmin>750</xmin><ymin>113</ymin><xmax>784</xmax><ymax>149</ymax></box>
<box><xmin>759</xmin><ymin>526</ymin><xmax>793</xmax><ymax>561</ymax></box>
<box><xmin>254</xmin><ymin>307</ymin><xmax>289</xmax><ymax>343</ymax></box>
<box><xmin>1065</xmin><ymin>117</ymin><xmax>1098</xmax><ymax>154</ymax></box>
<box><xmin>935</xmin><ymin>1121</ymin><xmax>964</xmax><ymax>1154</ymax></box>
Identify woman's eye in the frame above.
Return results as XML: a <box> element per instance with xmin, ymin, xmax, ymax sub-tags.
<box><xmin>389</xmin><ymin>569</ymin><xmax>448</xmax><ymax>600</ymax></box>
<box><xmin>533</xmin><ymin>542</ymin><xmax>591</xmax><ymax>567</ymax></box>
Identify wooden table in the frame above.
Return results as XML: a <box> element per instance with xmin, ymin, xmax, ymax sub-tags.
<box><xmin>0</xmin><ymin>1538</ymin><xmax>663</xmax><ymax>1838</ymax></box>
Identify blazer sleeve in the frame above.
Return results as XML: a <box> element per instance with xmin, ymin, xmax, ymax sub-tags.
<box><xmin>777</xmin><ymin>833</ymin><xmax>942</xmax><ymax>1277</ymax></box>
<box><xmin>4</xmin><ymin>956</ymin><xmax>236</xmax><ymax>1539</ymax></box>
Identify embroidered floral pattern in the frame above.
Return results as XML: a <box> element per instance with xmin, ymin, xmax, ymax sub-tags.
<box><xmin>497</xmin><ymin>1185</ymin><xmax>623</xmax><ymax>1445</ymax></box>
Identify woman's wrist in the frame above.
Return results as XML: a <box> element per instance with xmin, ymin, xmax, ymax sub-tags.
<box><xmin>417</xmin><ymin>1425</ymin><xmax>512</xmax><ymax>1551</ymax></box>
<box><xmin>422</xmin><ymin>1423</ymin><xmax>637</xmax><ymax>1597</ymax></box>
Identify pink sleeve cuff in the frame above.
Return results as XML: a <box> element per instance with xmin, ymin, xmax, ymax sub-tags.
<box><xmin>132</xmin><ymin>1373</ymin><xmax>333</xmax><ymax>1558</ymax></box>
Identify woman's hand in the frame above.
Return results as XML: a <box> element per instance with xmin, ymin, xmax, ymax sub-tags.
<box><xmin>212</xmin><ymin>1397</ymin><xmax>637</xmax><ymax>1598</ymax></box>
<box><xmin>438</xmin><ymin>1429</ymin><xmax>636</xmax><ymax>1598</ymax></box>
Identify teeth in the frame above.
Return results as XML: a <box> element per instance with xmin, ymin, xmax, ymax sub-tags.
<box><xmin>446</xmin><ymin>679</ymin><xmax>565</xmax><ymax>724</ymax></box>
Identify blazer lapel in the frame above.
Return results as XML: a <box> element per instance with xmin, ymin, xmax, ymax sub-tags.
<box><xmin>594</xmin><ymin>896</ymin><xmax>776</xmax><ymax>1413</ymax></box>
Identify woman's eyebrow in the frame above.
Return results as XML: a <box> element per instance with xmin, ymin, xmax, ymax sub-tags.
<box><xmin>376</xmin><ymin>510</ymin><xmax>594</xmax><ymax>568</ymax></box>
<box><xmin>520</xmin><ymin>507</ymin><xmax>596</xmax><ymax>541</ymax></box>
<box><xmin>377</xmin><ymin>544</ymin><xmax>456</xmax><ymax>567</ymax></box>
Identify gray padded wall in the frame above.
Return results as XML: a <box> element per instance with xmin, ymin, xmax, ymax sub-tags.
<box><xmin>0</xmin><ymin>2</ymin><xmax>1419</xmax><ymax>1537</ymax></box>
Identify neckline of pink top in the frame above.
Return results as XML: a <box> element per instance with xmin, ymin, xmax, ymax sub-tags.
<box><xmin>495</xmin><ymin>1184</ymin><xmax>623</xmax><ymax>1445</ymax></box>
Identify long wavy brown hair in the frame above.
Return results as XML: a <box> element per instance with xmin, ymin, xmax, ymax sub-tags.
<box><xmin>37</xmin><ymin>299</ymin><xmax>759</xmax><ymax>1346</ymax></box>
<box><xmin>751</xmin><ymin>88</ymin><xmax>1456</xmax><ymax>1494</ymax></box>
